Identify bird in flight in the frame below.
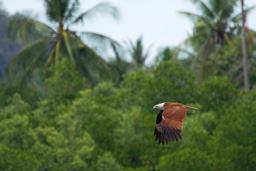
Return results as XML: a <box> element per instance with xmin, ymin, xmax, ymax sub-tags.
<box><xmin>153</xmin><ymin>102</ymin><xmax>198</xmax><ymax>144</ymax></box>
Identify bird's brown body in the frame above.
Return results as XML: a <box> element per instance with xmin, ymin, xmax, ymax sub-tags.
<box><xmin>153</xmin><ymin>102</ymin><xmax>197</xmax><ymax>144</ymax></box>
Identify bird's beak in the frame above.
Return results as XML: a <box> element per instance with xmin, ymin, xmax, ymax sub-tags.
<box><xmin>153</xmin><ymin>105</ymin><xmax>157</xmax><ymax>109</ymax></box>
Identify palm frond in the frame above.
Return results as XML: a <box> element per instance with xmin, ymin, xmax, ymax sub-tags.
<box><xmin>179</xmin><ymin>11</ymin><xmax>201</xmax><ymax>22</ymax></box>
<box><xmin>219</xmin><ymin>0</ymin><xmax>237</xmax><ymax>20</ymax></box>
<box><xmin>80</xmin><ymin>31</ymin><xmax>122</xmax><ymax>56</ymax></box>
<box><xmin>67</xmin><ymin>31</ymin><xmax>114</xmax><ymax>84</ymax></box>
<box><xmin>65</xmin><ymin>0</ymin><xmax>80</xmax><ymax>22</ymax></box>
<box><xmin>71</xmin><ymin>2</ymin><xmax>119</xmax><ymax>25</ymax></box>
<box><xmin>127</xmin><ymin>37</ymin><xmax>151</xmax><ymax>67</ymax></box>
<box><xmin>8</xmin><ymin>13</ymin><xmax>54</xmax><ymax>44</ymax></box>
<box><xmin>179</xmin><ymin>11</ymin><xmax>215</xmax><ymax>30</ymax></box>
<box><xmin>47</xmin><ymin>35</ymin><xmax>61</xmax><ymax>65</ymax></box>
<box><xmin>198</xmin><ymin>1</ymin><xmax>215</xmax><ymax>19</ymax></box>
<box><xmin>6</xmin><ymin>38</ymin><xmax>50</xmax><ymax>77</ymax></box>
<box><xmin>44</xmin><ymin>0</ymin><xmax>71</xmax><ymax>23</ymax></box>
<box><xmin>63</xmin><ymin>31</ymin><xmax>75</xmax><ymax>64</ymax></box>
<box><xmin>109</xmin><ymin>43</ymin><xmax>131</xmax><ymax>83</ymax></box>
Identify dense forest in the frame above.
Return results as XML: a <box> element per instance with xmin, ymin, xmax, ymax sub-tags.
<box><xmin>0</xmin><ymin>0</ymin><xmax>256</xmax><ymax>170</ymax></box>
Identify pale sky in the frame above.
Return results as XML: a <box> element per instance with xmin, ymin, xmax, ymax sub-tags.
<box><xmin>1</xmin><ymin>0</ymin><xmax>256</xmax><ymax>62</ymax></box>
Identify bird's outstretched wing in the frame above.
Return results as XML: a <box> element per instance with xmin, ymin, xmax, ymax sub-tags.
<box><xmin>154</xmin><ymin>105</ymin><xmax>187</xmax><ymax>144</ymax></box>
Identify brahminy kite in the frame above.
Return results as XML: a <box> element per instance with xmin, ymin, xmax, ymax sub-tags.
<box><xmin>153</xmin><ymin>102</ymin><xmax>198</xmax><ymax>144</ymax></box>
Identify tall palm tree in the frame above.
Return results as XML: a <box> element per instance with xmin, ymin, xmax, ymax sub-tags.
<box><xmin>240</xmin><ymin>0</ymin><xmax>250</xmax><ymax>91</ymax></box>
<box><xmin>181</xmin><ymin>0</ymin><xmax>241</xmax><ymax>47</ymax></box>
<box><xmin>180</xmin><ymin>0</ymin><xmax>254</xmax><ymax>81</ymax></box>
<box><xmin>7</xmin><ymin>0</ymin><xmax>120</xmax><ymax>84</ymax></box>
<box><xmin>128</xmin><ymin>36</ymin><xmax>151</xmax><ymax>68</ymax></box>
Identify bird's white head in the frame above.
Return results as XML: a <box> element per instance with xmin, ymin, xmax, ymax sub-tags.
<box><xmin>153</xmin><ymin>102</ymin><xmax>165</xmax><ymax>110</ymax></box>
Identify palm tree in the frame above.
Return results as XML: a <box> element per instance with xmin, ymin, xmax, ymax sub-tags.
<box><xmin>155</xmin><ymin>47</ymin><xmax>177</xmax><ymax>62</ymax></box>
<box><xmin>181</xmin><ymin>0</ymin><xmax>240</xmax><ymax>47</ymax></box>
<box><xmin>7</xmin><ymin>0</ymin><xmax>120</xmax><ymax>84</ymax></box>
<box><xmin>108</xmin><ymin>43</ymin><xmax>131</xmax><ymax>83</ymax></box>
<box><xmin>180</xmin><ymin>0</ymin><xmax>254</xmax><ymax>82</ymax></box>
<box><xmin>128</xmin><ymin>36</ymin><xmax>151</xmax><ymax>68</ymax></box>
<box><xmin>240</xmin><ymin>0</ymin><xmax>250</xmax><ymax>91</ymax></box>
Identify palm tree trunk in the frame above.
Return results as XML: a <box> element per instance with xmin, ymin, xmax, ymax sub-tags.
<box><xmin>240</xmin><ymin>0</ymin><xmax>250</xmax><ymax>91</ymax></box>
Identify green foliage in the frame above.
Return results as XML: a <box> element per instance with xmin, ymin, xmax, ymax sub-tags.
<box><xmin>153</xmin><ymin>61</ymin><xmax>196</xmax><ymax>103</ymax></box>
<box><xmin>70</xmin><ymin>82</ymin><xmax>121</xmax><ymax>150</ymax></box>
<box><xmin>158</xmin><ymin>148</ymin><xmax>210</xmax><ymax>171</ymax></box>
<box><xmin>212</xmin><ymin>91</ymin><xmax>256</xmax><ymax>170</ymax></box>
<box><xmin>198</xmin><ymin>76</ymin><xmax>237</xmax><ymax>111</ymax></box>
<box><xmin>0</xmin><ymin>145</ymin><xmax>39</xmax><ymax>171</ymax></box>
<box><xmin>0</xmin><ymin>1</ymin><xmax>256</xmax><ymax>171</ymax></box>
<box><xmin>45</xmin><ymin>58</ymin><xmax>86</xmax><ymax>101</ymax></box>
<box><xmin>119</xmin><ymin>61</ymin><xmax>196</xmax><ymax>113</ymax></box>
<box><xmin>113</xmin><ymin>107</ymin><xmax>151</xmax><ymax>168</ymax></box>
<box><xmin>94</xmin><ymin>152</ymin><xmax>122</xmax><ymax>171</ymax></box>
<box><xmin>1</xmin><ymin>59</ymin><xmax>256</xmax><ymax>170</ymax></box>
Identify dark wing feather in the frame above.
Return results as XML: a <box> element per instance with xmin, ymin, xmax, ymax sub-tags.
<box><xmin>154</xmin><ymin>125</ymin><xmax>181</xmax><ymax>144</ymax></box>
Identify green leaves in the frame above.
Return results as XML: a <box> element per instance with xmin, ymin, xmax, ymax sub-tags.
<box><xmin>198</xmin><ymin>76</ymin><xmax>237</xmax><ymax>112</ymax></box>
<box><xmin>94</xmin><ymin>152</ymin><xmax>122</xmax><ymax>171</ymax></box>
<box><xmin>159</xmin><ymin>149</ymin><xmax>210</xmax><ymax>171</ymax></box>
<box><xmin>45</xmin><ymin>58</ymin><xmax>86</xmax><ymax>101</ymax></box>
<box><xmin>1</xmin><ymin>58</ymin><xmax>256</xmax><ymax>170</ymax></box>
<box><xmin>0</xmin><ymin>145</ymin><xmax>39</xmax><ymax>171</ymax></box>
